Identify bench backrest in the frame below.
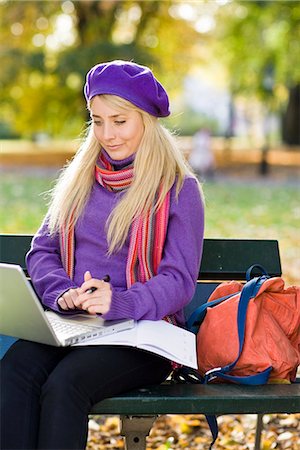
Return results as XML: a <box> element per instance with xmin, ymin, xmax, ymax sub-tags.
<box><xmin>0</xmin><ymin>234</ymin><xmax>282</xmax><ymax>319</ymax></box>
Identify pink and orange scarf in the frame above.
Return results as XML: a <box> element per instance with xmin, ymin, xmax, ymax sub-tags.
<box><xmin>60</xmin><ymin>151</ymin><xmax>171</xmax><ymax>289</ymax></box>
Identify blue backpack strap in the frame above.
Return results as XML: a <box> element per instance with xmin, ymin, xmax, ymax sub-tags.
<box><xmin>206</xmin><ymin>415</ymin><xmax>219</xmax><ymax>449</ymax></box>
<box><xmin>186</xmin><ymin>293</ymin><xmax>238</xmax><ymax>334</ymax></box>
<box><xmin>246</xmin><ymin>264</ymin><xmax>269</xmax><ymax>281</ymax></box>
<box><xmin>204</xmin><ymin>274</ymin><xmax>272</xmax><ymax>385</ymax></box>
<box><xmin>204</xmin><ymin>366</ymin><xmax>272</xmax><ymax>385</ymax></box>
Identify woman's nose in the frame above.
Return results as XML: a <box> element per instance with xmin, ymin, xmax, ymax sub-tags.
<box><xmin>102</xmin><ymin>123</ymin><xmax>116</xmax><ymax>140</ymax></box>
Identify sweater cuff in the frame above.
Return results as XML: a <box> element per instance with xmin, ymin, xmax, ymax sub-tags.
<box><xmin>102</xmin><ymin>288</ymin><xmax>135</xmax><ymax>321</ymax></box>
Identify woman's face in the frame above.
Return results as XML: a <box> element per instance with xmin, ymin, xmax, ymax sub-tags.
<box><xmin>90</xmin><ymin>96</ymin><xmax>145</xmax><ymax>160</ymax></box>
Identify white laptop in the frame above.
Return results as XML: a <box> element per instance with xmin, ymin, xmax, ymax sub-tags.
<box><xmin>0</xmin><ymin>263</ymin><xmax>134</xmax><ymax>346</ymax></box>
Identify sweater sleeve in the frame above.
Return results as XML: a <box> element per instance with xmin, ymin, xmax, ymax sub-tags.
<box><xmin>102</xmin><ymin>177</ymin><xmax>204</xmax><ymax>324</ymax></box>
<box><xmin>26</xmin><ymin>218</ymin><xmax>78</xmax><ymax>312</ymax></box>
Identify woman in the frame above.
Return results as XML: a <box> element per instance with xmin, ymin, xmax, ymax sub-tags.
<box><xmin>1</xmin><ymin>60</ymin><xmax>204</xmax><ymax>450</ymax></box>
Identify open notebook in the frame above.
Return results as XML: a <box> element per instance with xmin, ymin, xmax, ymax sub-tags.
<box><xmin>0</xmin><ymin>263</ymin><xmax>134</xmax><ymax>346</ymax></box>
<box><xmin>75</xmin><ymin>319</ymin><xmax>198</xmax><ymax>369</ymax></box>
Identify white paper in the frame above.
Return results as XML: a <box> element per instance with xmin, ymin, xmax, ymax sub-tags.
<box><xmin>74</xmin><ymin>320</ymin><xmax>197</xmax><ymax>369</ymax></box>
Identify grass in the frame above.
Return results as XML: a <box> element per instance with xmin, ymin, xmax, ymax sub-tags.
<box><xmin>203</xmin><ymin>180</ymin><xmax>300</xmax><ymax>284</ymax></box>
<box><xmin>0</xmin><ymin>170</ymin><xmax>299</xmax><ymax>284</ymax></box>
<box><xmin>0</xmin><ymin>173</ymin><xmax>52</xmax><ymax>232</ymax></box>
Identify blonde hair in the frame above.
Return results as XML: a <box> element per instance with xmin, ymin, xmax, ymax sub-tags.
<box><xmin>47</xmin><ymin>95</ymin><xmax>202</xmax><ymax>253</ymax></box>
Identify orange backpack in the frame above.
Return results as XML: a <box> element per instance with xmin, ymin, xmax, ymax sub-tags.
<box><xmin>187</xmin><ymin>265</ymin><xmax>300</xmax><ymax>384</ymax></box>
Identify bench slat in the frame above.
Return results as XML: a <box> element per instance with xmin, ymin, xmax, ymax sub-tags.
<box><xmin>0</xmin><ymin>234</ymin><xmax>32</xmax><ymax>271</ymax></box>
<box><xmin>200</xmin><ymin>239</ymin><xmax>281</xmax><ymax>280</ymax></box>
<box><xmin>91</xmin><ymin>383</ymin><xmax>300</xmax><ymax>416</ymax></box>
<box><xmin>0</xmin><ymin>235</ymin><xmax>282</xmax><ymax>280</ymax></box>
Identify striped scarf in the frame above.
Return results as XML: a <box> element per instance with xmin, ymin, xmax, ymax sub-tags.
<box><xmin>60</xmin><ymin>151</ymin><xmax>171</xmax><ymax>290</ymax></box>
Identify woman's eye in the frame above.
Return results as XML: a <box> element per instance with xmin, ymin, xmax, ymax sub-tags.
<box><xmin>92</xmin><ymin>119</ymin><xmax>125</xmax><ymax>126</ymax></box>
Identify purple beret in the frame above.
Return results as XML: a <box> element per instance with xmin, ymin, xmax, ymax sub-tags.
<box><xmin>84</xmin><ymin>60</ymin><xmax>170</xmax><ymax>117</ymax></box>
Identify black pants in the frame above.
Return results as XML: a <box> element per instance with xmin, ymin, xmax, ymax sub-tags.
<box><xmin>1</xmin><ymin>340</ymin><xmax>171</xmax><ymax>450</ymax></box>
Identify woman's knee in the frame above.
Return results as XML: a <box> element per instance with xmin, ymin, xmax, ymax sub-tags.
<box><xmin>1</xmin><ymin>340</ymin><xmax>67</xmax><ymax>392</ymax></box>
<box><xmin>41</xmin><ymin>363</ymin><xmax>92</xmax><ymax>412</ymax></box>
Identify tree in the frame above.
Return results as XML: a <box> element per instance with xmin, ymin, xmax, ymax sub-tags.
<box><xmin>212</xmin><ymin>0</ymin><xmax>300</xmax><ymax>145</ymax></box>
<box><xmin>0</xmin><ymin>0</ymin><xmax>201</xmax><ymax>138</ymax></box>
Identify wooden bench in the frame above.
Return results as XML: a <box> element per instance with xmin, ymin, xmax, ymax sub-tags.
<box><xmin>1</xmin><ymin>234</ymin><xmax>299</xmax><ymax>450</ymax></box>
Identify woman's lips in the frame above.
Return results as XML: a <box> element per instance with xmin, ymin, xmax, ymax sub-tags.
<box><xmin>106</xmin><ymin>144</ymin><xmax>122</xmax><ymax>150</ymax></box>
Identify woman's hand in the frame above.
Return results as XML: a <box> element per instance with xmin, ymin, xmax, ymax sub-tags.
<box><xmin>75</xmin><ymin>271</ymin><xmax>112</xmax><ymax>315</ymax></box>
<box><xmin>57</xmin><ymin>288</ymin><xmax>81</xmax><ymax>311</ymax></box>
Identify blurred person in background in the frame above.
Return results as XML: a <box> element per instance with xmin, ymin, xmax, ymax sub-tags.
<box><xmin>189</xmin><ymin>127</ymin><xmax>215</xmax><ymax>180</ymax></box>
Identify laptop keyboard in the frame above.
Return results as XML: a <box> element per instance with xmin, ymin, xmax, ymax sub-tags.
<box><xmin>49</xmin><ymin>317</ymin><xmax>98</xmax><ymax>337</ymax></box>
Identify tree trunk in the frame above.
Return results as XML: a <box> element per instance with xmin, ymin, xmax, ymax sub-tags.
<box><xmin>282</xmin><ymin>84</ymin><xmax>300</xmax><ymax>146</ymax></box>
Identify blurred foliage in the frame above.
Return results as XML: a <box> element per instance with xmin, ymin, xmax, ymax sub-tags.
<box><xmin>213</xmin><ymin>1</ymin><xmax>300</xmax><ymax>104</ymax></box>
<box><xmin>0</xmin><ymin>0</ymin><xmax>202</xmax><ymax>138</ymax></box>
<box><xmin>212</xmin><ymin>0</ymin><xmax>300</xmax><ymax>144</ymax></box>
<box><xmin>0</xmin><ymin>0</ymin><xmax>299</xmax><ymax>140</ymax></box>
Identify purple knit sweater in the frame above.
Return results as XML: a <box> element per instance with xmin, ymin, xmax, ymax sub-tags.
<box><xmin>26</xmin><ymin>154</ymin><xmax>204</xmax><ymax>326</ymax></box>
